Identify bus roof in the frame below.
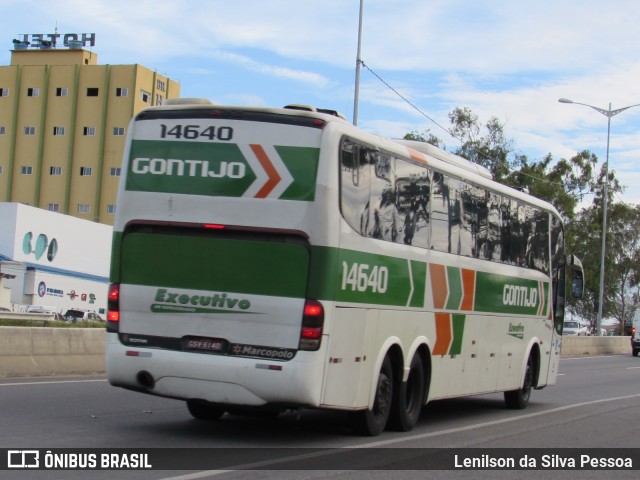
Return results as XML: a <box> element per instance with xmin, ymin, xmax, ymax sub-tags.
<box><xmin>137</xmin><ymin>99</ymin><xmax>561</xmax><ymax>218</ymax></box>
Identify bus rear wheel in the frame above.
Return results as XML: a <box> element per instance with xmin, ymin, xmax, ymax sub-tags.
<box><xmin>187</xmin><ymin>399</ymin><xmax>225</xmax><ymax>421</ymax></box>
<box><xmin>388</xmin><ymin>353</ymin><xmax>425</xmax><ymax>431</ymax></box>
<box><xmin>350</xmin><ymin>355</ymin><xmax>394</xmax><ymax>436</ymax></box>
<box><xmin>504</xmin><ymin>354</ymin><xmax>534</xmax><ymax>410</ymax></box>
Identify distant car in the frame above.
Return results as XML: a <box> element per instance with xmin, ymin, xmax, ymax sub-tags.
<box><xmin>63</xmin><ymin>309</ymin><xmax>103</xmax><ymax>323</ymax></box>
<box><xmin>563</xmin><ymin>321</ymin><xmax>588</xmax><ymax>336</ymax></box>
<box><xmin>0</xmin><ymin>306</ymin><xmax>11</xmax><ymax>312</ymax></box>
<box><xmin>632</xmin><ymin>327</ymin><xmax>640</xmax><ymax>357</ymax></box>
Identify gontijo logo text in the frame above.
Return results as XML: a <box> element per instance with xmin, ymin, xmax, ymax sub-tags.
<box><xmin>132</xmin><ymin>158</ymin><xmax>246</xmax><ymax>179</ymax></box>
<box><xmin>503</xmin><ymin>284</ymin><xmax>538</xmax><ymax>307</ymax></box>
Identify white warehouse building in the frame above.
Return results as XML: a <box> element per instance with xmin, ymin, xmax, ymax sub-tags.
<box><xmin>0</xmin><ymin>202</ymin><xmax>111</xmax><ymax>314</ymax></box>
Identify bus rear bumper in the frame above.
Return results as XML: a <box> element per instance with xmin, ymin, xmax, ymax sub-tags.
<box><xmin>105</xmin><ymin>333</ymin><xmax>325</xmax><ymax>408</ymax></box>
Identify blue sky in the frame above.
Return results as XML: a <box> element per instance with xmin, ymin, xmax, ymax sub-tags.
<box><xmin>3</xmin><ymin>0</ymin><xmax>640</xmax><ymax>205</ymax></box>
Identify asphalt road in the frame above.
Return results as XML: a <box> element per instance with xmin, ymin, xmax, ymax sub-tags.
<box><xmin>1</xmin><ymin>354</ymin><xmax>639</xmax><ymax>479</ymax></box>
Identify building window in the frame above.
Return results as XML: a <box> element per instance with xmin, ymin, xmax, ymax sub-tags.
<box><xmin>83</xmin><ymin>126</ymin><xmax>96</xmax><ymax>136</ymax></box>
<box><xmin>107</xmin><ymin>204</ymin><xmax>117</xmax><ymax>214</ymax></box>
<box><xmin>53</xmin><ymin>126</ymin><xmax>65</xmax><ymax>136</ymax></box>
<box><xmin>156</xmin><ymin>94</ymin><xmax>163</xmax><ymax>105</ymax></box>
<box><xmin>27</xmin><ymin>87</ymin><xmax>40</xmax><ymax>97</ymax></box>
<box><xmin>24</xmin><ymin>126</ymin><xmax>36</xmax><ymax>136</ymax></box>
<box><xmin>0</xmin><ymin>126</ymin><xmax>5</xmax><ymax>135</ymax></box>
<box><xmin>140</xmin><ymin>90</ymin><xmax>150</xmax><ymax>103</ymax></box>
<box><xmin>0</xmin><ymin>88</ymin><xmax>8</xmax><ymax>97</ymax></box>
<box><xmin>56</xmin><ymin>87</ymin><xmax>68</xmax><ymax>97</ymax></box>
<box><xmin>50</xmin><ymin>166</ymin><xmax>62</xmax><ymax>175</ymax></box>
<box><xmin>77</xmin><ymin>204</ymin><xmax>90</xmax><ymax>214</ymax></box>
<box><xmin>110</xmin><ymin>167</ymin><xmax>121</xmax><ymax>176</ymax></box>
<box><xmin>80</xmin><ymin>167</ymin><xmax>93</xmax><ymax>176</ymax></box>
<box><xmin>113</xmin><ymin>127</ymin><xmax>125</xmax><ymax>136</ymax></box>
<box><xmin>116</xmin><ymin>87</ymin><xmax>128</xmax><ymax>97</ymax></box>
<box><xmin>0</xmin><ymin>166</ymin><xmax>4</xmax><ymax>174</ymax></box>
<box><xmin>21</xmin><ymin>166</ymin><xmax>33</xmax><ymax>175</ymax></box>
<box><xmin>87</xmin><ymin>87</ymin><xmax>99</xmax><ymax>97</ymax></box>
<box><xmin>48</xmin><ymin>203</ymin><xmax>60</xmax><ymax>212</ymax></box>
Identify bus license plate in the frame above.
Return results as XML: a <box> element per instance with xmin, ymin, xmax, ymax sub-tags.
<box><xmin>184</xmin><ymin>337</ymin><xmax>225</xmax><ymax>352</ymax></box>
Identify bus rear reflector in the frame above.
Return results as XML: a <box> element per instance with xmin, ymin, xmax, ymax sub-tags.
<box><xmin>299</xmin><ymin>299</ymin><xmax>324</xmax><ymax>351</ymax></box>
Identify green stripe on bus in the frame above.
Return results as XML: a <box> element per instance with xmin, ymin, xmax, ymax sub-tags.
<box><xmin>474</xmin><ymin>271</ymin><xmax>541</xmax><ymax>315</ymax></box>
<box><xmin>336</xmin><ymin>249</ymin><xmax>425</xmax><ymax>307</ymax></box>
<box><xmin>408</xmin><ymin>260</ymin><xmax>427</xmax><ymax>308</ymax></box>
<box><xmin>111</xmin><ymin>234</ymin><xmax>549</xmax><ymax>317</ymax></box>
<box><xmin>275</xmin><ymin>146</ymin><xmax>320</xmax><ymax>201</ymax></box>
<box><xmin>449</xmin><ymin>314</ymin><xmax>466</xmax><ymax>355</ymax></box>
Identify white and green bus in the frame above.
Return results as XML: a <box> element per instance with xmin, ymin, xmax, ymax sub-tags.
<box><xmin>106</xmin><ymin>99</ymin><xmax>584</xmax><ymax>435</ymax></box>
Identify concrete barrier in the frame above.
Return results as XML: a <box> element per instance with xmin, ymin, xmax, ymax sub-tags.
<box><xmin>0</xmin><ymin>327</ymin><xmax>105</xmax><ymax>377</ymax></box>
<box><xmin>0</xmin><ymin>327</ymin><xmax>633</xmax><ymax>378</ymax></box>
<box><xmin>561</xmin><ymin>335</ymin><xmax>631</xmax><ymax>356</ymax></box>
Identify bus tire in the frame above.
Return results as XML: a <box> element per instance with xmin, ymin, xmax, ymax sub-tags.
<box><xmin>186</xmin><ymin>399</ymin><xmax>225</xmax><ymax>421</ymax></box>
<box><xmin>504</xmin><ymin>354</ymin><xmax>534</xmax><ymax>410</ymax></box>
<box><xmin>388</xmin><ymin>353</ymin><xmax>425</xmax><ymax>431</ymax></box>
<box><xmin>349</xmin><ymin>355</ymin><xmax>394</xmax><ymax>436</ymax></box>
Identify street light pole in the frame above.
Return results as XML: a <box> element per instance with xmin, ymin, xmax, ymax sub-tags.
<box><xmin>558</xmin><ymin>98</ymin><xmax>640</xmax><ymax>335</ymax></box>
<box><xmin>352</xmin><ymin>0</ymin><xmax>364</xmax><ymax>126</ymax></box>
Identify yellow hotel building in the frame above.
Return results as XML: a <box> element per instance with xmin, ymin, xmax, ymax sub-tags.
<box><xmin>0</xmin><ymin>40</ymin><xmax>180</xmax><ymax>225</ymax></box>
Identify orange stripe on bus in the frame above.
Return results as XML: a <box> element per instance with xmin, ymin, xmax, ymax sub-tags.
<box><xmin>406</xmin><ymin>147</ymin><xmax>429</xmax><ymax>166</ymax></box>
<box><xmin>433</xmin><ymin>313</ymin><xmax>452</xmax><ymax>355</ymax></box>
<box><xmin>429</xmin><ymin>263</ymin><xmax>448</xmax><ymax>309</ymax></box>
<box><xmin>250</xmin><ymin>144</ymin><xmax>281</xmax><ymax>198</ymax></box>
<box><xmin>460</xmin><ymin>268</ymin><xmax>476</xmax><ymax>311</ymax></box>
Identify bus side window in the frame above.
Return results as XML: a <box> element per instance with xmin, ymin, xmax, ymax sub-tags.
<box><xmin>395</xmin><ymin>159</ymin><xmax>430</xmax><ymax>248</ymax></box>
<box><xmin>340</xmin><ymin>139</ymin><xmax>371</xmax><ymax>236</ymax></box>
<box><xmin>370</xmin><ymin>153</ymin><xmax>396</xmax><ymax>242</ymax></box>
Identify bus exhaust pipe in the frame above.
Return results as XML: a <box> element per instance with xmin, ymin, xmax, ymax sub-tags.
<box><xmin>136</xmin><ymin>371</ymin><xmax>155</xmax><ymax>389</ymax></box>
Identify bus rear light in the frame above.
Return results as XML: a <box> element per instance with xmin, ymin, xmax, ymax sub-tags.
<box><xmin>299</xmin><ymin>299</ymin><xmax>324</xmax><ymax>351</ymax></box>
<box><xmin>107</xmin><ymin>283</ymin><xmax>120</xmax><ymax>332</ymax></box>
<box><xmin>203</xmin><ymin>224</ymin><xmax>226</xmax><ymax>230</ymax></box>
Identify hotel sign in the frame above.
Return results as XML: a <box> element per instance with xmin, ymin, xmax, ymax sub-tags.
<box><xmin>15</xmin><ymin>33</ymin><xmax>96</xmax><ymax>48</ymax></box>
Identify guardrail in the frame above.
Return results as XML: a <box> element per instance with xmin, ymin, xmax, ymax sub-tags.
<box><xmin>0</xmin><ymin>326</ymin><xmax>105</xmax><ymax>377</ymax></box>
<box><xmin>0</xmin><ymin>312</ymin><xmax>57</xmax><ymax>325</ymax></box>
<box><xmin>561</xmin><ymin>335</ymin><xmax>631</xmax><ymax>356</ymax></box>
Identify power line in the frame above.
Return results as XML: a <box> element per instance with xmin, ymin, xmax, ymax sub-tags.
<box><xmin>361</xmin><ymin>62</ymin><xmax>455</xmax><ymax>140</ymax></box>
<box><xmin>361</xmin><ymin>61</ymin><xmax>588</xmax><ymax>193</ymax></box>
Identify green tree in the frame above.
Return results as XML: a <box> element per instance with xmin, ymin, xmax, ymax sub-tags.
<box><xmin>570</xmin><ymin>201</ymin><xmax>640</xmax><ymax>333</ymax></box>
<box><xmin>505</xmin><ymin>150</ymin><xmax>597</xmax><ymax>222</ymax></box>
<box><xmin>403</xmin><ymin>130</ymin><xmax>444</xmax><ymax>149</ymax></box>
<box><xmin>448</xmin><ymin>107</ymin><xmax>513</xmax><ymax>182</ymax></box>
